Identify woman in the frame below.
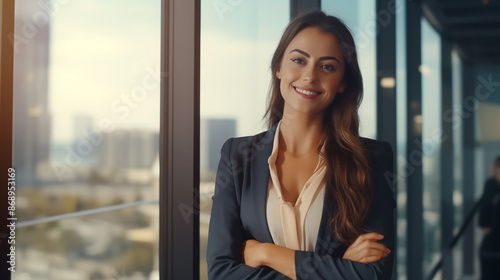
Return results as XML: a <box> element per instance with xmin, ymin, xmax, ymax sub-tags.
<box><xmin>207</xmin><ymin>11</ymin><xmax>395</xmax><ymax>280</ymax></box>
<box><xmin>479</xmin><ymin>156</ymin><xmax>500</xmax><ymax>280</ymax></box>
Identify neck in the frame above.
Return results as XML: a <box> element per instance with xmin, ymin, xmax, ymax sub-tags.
<box><xmin>279</xmin><ymin>107</ymin><xmax>325</xmax><ymax>155</ymax></box>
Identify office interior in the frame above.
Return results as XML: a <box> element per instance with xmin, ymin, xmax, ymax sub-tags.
<box><xmin>1</xmin><ymin>0</ymin><xmax>500</xmax><ymax>279</ymax></box>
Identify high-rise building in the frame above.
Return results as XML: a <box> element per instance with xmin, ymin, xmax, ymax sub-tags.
<box><xmin>99</xmin><ymin>129</ymin><xmax>159</xmax><ymax>169</ymax></box>
<box><xmin>12</xmin><ymin>0</ymin><xmax>52</xmax><ymax>188</ymax></box>
<box><xmin>200</xmin><ymin>118</ymin><xmax>237</xmax><ymax>175</ymax></box>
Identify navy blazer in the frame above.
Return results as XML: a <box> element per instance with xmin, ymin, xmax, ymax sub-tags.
<box><xmin>207</xmin><ymin>124</ymin><xmax>395</xmax><ymax>280</ymax></box>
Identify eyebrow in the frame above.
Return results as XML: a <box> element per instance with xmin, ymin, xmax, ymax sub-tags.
<box><xmin>289</xmin><ymin>49</ymin><xmax>340</xmax><ymax>63</ymax></box>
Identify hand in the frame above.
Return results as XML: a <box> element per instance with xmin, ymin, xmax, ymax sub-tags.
<box><xmin>242</xmin><ymin>239</ymin><xmax>265</xmax><ymax>268</ymax></box>
<box><xmin>342</xmin><ymin>232</ymin><xmax>391</xmax><ymax>264</ymax></box>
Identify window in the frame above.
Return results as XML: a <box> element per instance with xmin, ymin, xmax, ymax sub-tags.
<box><xmin>421</xmin><ymin>16</ymin><xmax>442</xmax><ymax>277</ymax></box>
<box><xmin>12</xmin><ymin>0</ymin><xmax>161</xmax><ymax>278</ymax></box>
<box><xmin>451</xmin><ymin>48</ymin><xmax>464</xmax><ymax>278</ymax></box>
<box><xmin>395</xmin><ymin>1</ymin><xmax>407</xmax><ymax>278</ymax></box>
<box><xmin>322</xmin><ymin>0</ymin><xmax>377</xmax><ymax>138</ymax></box>
<box><xmin>199</xmin><ymin>1</ymin><xmax>290</xmax><ymax>278</ymax></box>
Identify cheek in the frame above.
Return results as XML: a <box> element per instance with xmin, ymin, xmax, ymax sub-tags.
<box><xmin>278</xmin><ymin>79</ymin><xmax>286</xmax><ymax>99</ymax></box>
<box><xmin>325</xmin><ymin>79</ymin><xmax>343</xmax><ymax>94</ymax></box>
<box><xmin>323</xmin><ymin>94</ymin><xmax>337</xmax><ymax>108</ymax></box>
<box><xmin>280</xmin><ymin>65</ymin><xmax>300</xmax><ymax>81</ymax></box>
<box><xmin>279</xmin><ymin>73</ymin><xmax>294</xmax><ymax>92</ymax></box>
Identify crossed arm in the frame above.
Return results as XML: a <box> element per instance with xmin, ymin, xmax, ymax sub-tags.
<box><xmin>242</xmin><ymin>233</ymin><xmax>391</xmax><ymax>280</ymax></box>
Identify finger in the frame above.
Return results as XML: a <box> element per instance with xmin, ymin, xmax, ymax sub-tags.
<box><xmin>351</xmin><ymin>239</ymin><xmax>390</xmax><ymax>251</ymax></box>
<box><xmin>361</xmin><ymin>248</ymin><xmax>389</xmax><ymax>257</ymax></box>
<box><xmin>349</xmin><ymin>247</ymin><xmax>387</xmax><ymax>260</ymax></box>
<box><xmin>346</xmin><ymin>249</ymin><xmax>385</xmax><ymax>263</ymax></box>
<box><xmin>353</xmin><ymin>236</ymin><xmax>390</xmax><ymax>250</ymax></box>
<box><xmin>359</xmin><ymin>249</ymin><xmax>390</xmax><ymax>262</ymax></box>
<box><xmin>355</xmin><ymin>232</ymin><xmax>385</xmax><ymax>244</ymax></box>
<box><xmin>350</xmin><ymin>232</ymin><xmax>382</xmax><ymax>247</ymax></box>
<box><xmin>360</xmin><ymin>241</ymin><xmax>391</xmax><ymax>254</ymax></box>
<box><xmin>347</xmin><ymin>242</ymin><xmax>391</xmax><ymax>258</ymax></box>
<box><xmin>363</xmin><ymin>232</ymin><xmax>385</xmax><ymax>240</ymax></box>
<box><xmin>359</xmin><ymin>255</ymin><xmax>386</xmax><ymax>264</ymax></box>
<box><xmin>344</xmin><ymin>246</ymin><xmax>389</xmax><ymax>261</ymax></box>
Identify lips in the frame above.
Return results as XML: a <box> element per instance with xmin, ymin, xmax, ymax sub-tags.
<box><xmin>293</xmin><ymin>86</ymin><xmax>322</xmax><ymax>98</ymax></box>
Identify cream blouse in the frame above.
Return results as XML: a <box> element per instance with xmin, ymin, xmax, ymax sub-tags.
<box><xmin>266</xmin><ymin>121</ymin><xmax>327</xmax><ymax>251</ymax></box>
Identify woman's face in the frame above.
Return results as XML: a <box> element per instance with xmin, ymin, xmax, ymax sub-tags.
<box><xmin>277</xmin><ymin>26</ymin><xmax>346</xmax><ymax>117</ymax></box>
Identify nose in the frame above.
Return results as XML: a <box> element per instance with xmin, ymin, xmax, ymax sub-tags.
<box><xmin>302</xmin><ymin>64</ymin><xmax>317</xmax><ymax>83</ymax></box>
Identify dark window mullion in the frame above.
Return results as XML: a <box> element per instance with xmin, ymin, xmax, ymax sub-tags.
<box><xmin>160</xmin><ymin>0</ymin><xmax>200</xmax><ymax>279</ymax></box>
<box><xmin>290</xmin><ymin>0</ymin><xmax>320</xmax><ymax>19</ymax></box>
<box><xmin>0</xmin><ymin>0</ymin><xmax>15</xmax><ymax>279</ymax></box>
<box><xmin>440</xmin><ymin>37</ymin><xmax>454</xmax><ymax>280</ymax></box>
<box><xmin>406</xmin><ymin>2</ymin><xmax>424</xmax><ymax>280</ymax></box>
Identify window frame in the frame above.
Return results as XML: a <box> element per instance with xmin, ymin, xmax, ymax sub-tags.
<box><xmin>160</xmin><ymin>0</ymin><xmax>201</xmax><ymax>279</ymax></box>
<box><xmin>0</xmin><ymin>0</ymin><xmax>15</xmax><ymax>278</ymax></box>
<box><xmin>0</xmin><ymin>0</ymin><xmax>202</xmax><ymax>279</ymax></box>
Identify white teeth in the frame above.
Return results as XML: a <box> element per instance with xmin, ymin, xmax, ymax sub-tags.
<box><xmin>295</xmin><ymin>87</ymin><xmax>321</xmax><ymax>96</ymax></box>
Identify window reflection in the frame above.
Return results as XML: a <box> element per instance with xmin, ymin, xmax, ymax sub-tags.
<box><xmin>421</xmin><ymin>17</ymin><xmax>442</xmax><ymax>277</ymax></box>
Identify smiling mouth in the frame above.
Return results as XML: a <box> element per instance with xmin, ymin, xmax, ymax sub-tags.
<box><xmin>294</xmin><ymin>87</ymin><xmax>322</xmax><ymax>96</ymax></box>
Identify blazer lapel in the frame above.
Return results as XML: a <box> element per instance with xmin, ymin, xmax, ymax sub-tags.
<box><xmin>315</xmin><ymin>189</ymin><xmax>343</xmax><ymax>256</ymax></box>
<box><xmin>249</xmin><ymin>124</ymin><xmax>277</xmax><ymax>244</ymax></box>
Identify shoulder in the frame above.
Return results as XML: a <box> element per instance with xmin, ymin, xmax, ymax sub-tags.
<box><xmin>360</xmin><ymin>139</ymin><xmax>396</xmax><ymax>213</ymax></box>
<box><xmin>223</xmin><ymin>130</ymin><xmax>271</xmax><ymax>148</ymax></box>
<box><xmin>360</xmin><ymin>138</ymin><xmax>395</xmax><ymax>193</ymax></box>
<box><xmin>220</xmin><ymin>126</ymin><xmax>276</xmax><ymax>159</ymax></box>
<box><xmin>360</xmin><ymin>137</ymin><xmax>393</xmax><ymax>163</ymax></box>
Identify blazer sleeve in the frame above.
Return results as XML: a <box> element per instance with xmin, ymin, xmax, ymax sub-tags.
<box><xmin>479</xmin><ymin>179</ymin><xmax>498</xmax><ymax>228</ymax></box>
<box><xmin>294</xmin><ymin>141</ymin><xmax>395</xmax><ymax>280</ymax></box>
<box><xmin>207</xmin><ymin>138</ymin><xmax>290</xmax><ymax>280</ymax></box>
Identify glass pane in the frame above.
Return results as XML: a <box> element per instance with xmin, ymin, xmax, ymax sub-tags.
<box><xmin>451</xmin><ymin>49</ymin><xmax>464</xmax><ymax>279</ymax></box>
<box><xmin>473</xmin><ymin>63</ymin><xmax>500</xmax><ymax>278</ymax></box>
<box><xmin>395</xmin><ymin>0</ymin><xmax>407</xmax><ymax>279</ymax></box>
<box><xmin>12</xmin><ymin>0</ymin><xmax>161</xmax><ymax>278</ymax></box>
<box><xmin>421</xmin><ymin>17</ymin><xmax>442</xmax><ymax>277</ymax></box>
<box><xmin>16</xmin><ymin>206</ymin><xmax>158</xmax><ymax>280</ymax></box>
<box><xmin>321</xmin><ymin>0</ymin><xmax>377</xmax><ymax>138</ymax></box>
<box><xmin>200</xmin><ymin>1</ymin><xmax>289</xmax><ymax>278</ymax></box>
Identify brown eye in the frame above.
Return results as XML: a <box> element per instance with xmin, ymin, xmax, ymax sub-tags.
<box><xmin>291</xmin><ymin>58</ymin><xmax>304</xmax><ymax>64</ymax></box>
<box><xmin>321</xmin><ymin>64</ymin><xmax>334</xmax><ymax>71</ymax></box>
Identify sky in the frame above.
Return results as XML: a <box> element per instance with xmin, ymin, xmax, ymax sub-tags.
<box><xmin>21</xmin><ymin>0</ymin><xmax>439</xmax><ymax>143</ymax></box>
<box><xmin>45</xmin><ymin>0</ymin><xmax>161</xmax><ymax>142</ymax></box>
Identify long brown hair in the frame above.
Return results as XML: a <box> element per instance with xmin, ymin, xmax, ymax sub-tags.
<box><xmin>264</xmin><ymin>11</ymin><xmax>372</xmax><ymax>245</ymax></box>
